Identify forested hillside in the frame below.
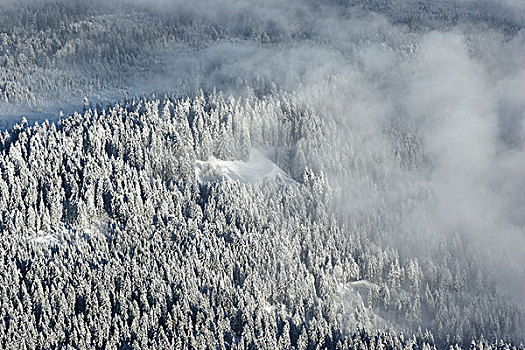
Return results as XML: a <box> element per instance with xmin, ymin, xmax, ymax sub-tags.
<box><xmin>1</xmin><ymin>0</ymin><xmax>524</xmax><ymax>349</ymax></box>
<box><xmin>0</xmin><ymin>92</ymin><xmax>523</xmax><ymax>348</ymax></box>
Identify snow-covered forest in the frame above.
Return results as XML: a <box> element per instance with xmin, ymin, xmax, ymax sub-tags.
<box><xmin>0</xmin><ymin>0</ymin><xmax>524</xmax><ymax>349</ymax></box>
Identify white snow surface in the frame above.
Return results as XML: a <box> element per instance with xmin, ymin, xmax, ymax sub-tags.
<box><xmin>334</xmin><ymin>280</ymin><xmax>390</xmax><ymax>333</ymax></box>
<box><xmin>28</xmin><ymin>216</ymin><xmax>109</xmax><ymax>246</ymax></box>
<box><xmin>195</xmin><ymin>148</ymin><xmax>295</xmax><ymax>184</ymax></box>
<box><xmin>29</xmin><ymin>233</ymin><xmax>61</xmax><ymax>245</ymax></box>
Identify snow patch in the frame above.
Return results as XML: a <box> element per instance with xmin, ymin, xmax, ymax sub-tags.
<box><xmin>29</xmin><ymin>232</ymin><xmax>61</xmax><ymax>245</ymax></box>
<box><xmin>28</xmin><ymin>215</ymin><xmax>109</xmax><ymax>246</ymax></box>
<box><xmin>195</xmin><ymin>148</ymin><xmax>295</xmax><ymax>184</ymax></box>
<box><xmin>263</xmin><ymin>303</ymin><xmax>275</xmax><ymax>314</ymax></box>
<box><xmin>333</xmin><ymin>281</ymin><xmax>391</xmax><ymax>333</ymax></box>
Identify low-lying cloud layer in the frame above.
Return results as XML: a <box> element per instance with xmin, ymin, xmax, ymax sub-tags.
<box><xmin>147</xmin><ymin>0</ymin><xmax>525</xmax><ymax>308</ymax></box>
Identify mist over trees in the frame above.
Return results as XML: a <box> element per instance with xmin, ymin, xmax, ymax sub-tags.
<box><xmin>1</xmin><ymin>0</ymin><xmax>524</xmax><ymax>349</ymax></box>
<box><xmin>0</xmin><ymin>92</ymin><xmax>522</xmax><ymax>349</ymax></box>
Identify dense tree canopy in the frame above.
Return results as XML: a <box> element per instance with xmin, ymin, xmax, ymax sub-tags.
<box><xmin>0</xmin><ymin>92</ymin><xmax>522</xmax><ymax>348</ymax></box>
